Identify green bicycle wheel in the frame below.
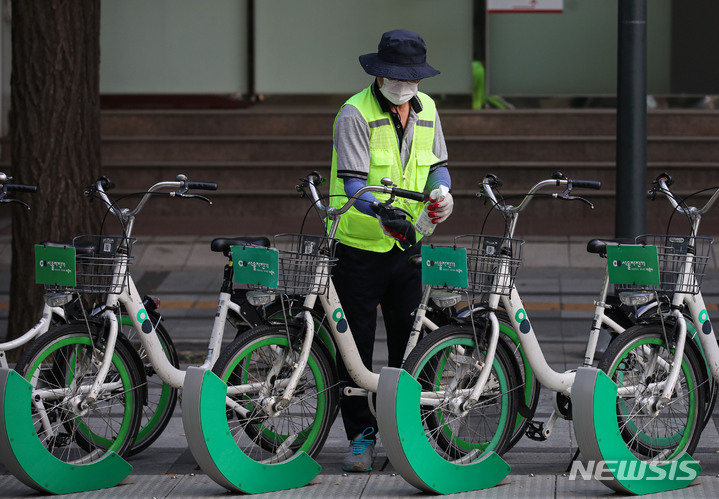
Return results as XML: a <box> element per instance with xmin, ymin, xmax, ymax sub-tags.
<box><xmin>401</xmin><ymin>323</ymin><xmax>519</xmax><ymax>462</ymax></box>
<box><xmin>597</xmin><ymin>323</ymin><xmax>706</xmax><ymax>461</ymax></box>
<box><xmin>212</xmin><ymin>323</ymin><xmax>339</xmax><ymax>462</ymax></box>
<box><xmin>121</xmin><ymin>309</ymin><xmax>179</xmax><ymax>456</ymax></box>
<box><xmin>14</xmin><ymin>322</ymin><xmax>143</xmax><ymax>463</ymax></box>
<box><xmin>455</xmin><ymin>308</ymin><xmax>540</xmax><ymax>451</ymax></box>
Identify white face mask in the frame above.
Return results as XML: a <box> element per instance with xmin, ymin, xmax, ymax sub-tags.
<box><xmin>379</xmin><ymin>78</ymin><xmax>419</xmax><ymax>105</ymax></box>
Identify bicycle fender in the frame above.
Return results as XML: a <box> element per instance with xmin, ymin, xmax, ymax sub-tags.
<box><xmin>0</xmin><ymin>368</ymin><xmax>132</xmax><ymax>494</ymax></box>
<box><xmin>572</xmin><ymin>367</ymin><xmax>701</xmax><ymax>494</ymax></box>
<box><xmin>376</xmin><ymin>367</ymin><xmax>510</xmax><ymax>494</ymax></box>
<box><xmin>181</xmin><ymin>366</ymin><xmax>321</xmax><ymax>494</ymax></box>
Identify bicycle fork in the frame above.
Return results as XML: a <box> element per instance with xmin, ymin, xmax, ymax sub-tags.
<box><xmin>257</xmin><ymin>309</ymin><xmax>316</xmax><ymax>418</ymax></box>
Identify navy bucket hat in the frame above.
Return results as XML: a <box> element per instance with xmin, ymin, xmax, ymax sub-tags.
<box><xmin>359</xmin><ymin>29</ymin><xmax>440</xmax><ymax>80</ymax></box>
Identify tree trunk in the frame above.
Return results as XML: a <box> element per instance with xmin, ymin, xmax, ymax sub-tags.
<box><xmin>6</xmin><ymin>0</ymin><xmax>103</xmax><ymax>353</ymax></box>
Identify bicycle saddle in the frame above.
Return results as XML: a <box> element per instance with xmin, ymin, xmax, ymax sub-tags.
<box><xmin>586</xmin><ymin>238</ymin><xmax>634</xmax><ymax>257</ymax></box>
<box><xmin>211</xmin><ymin>237</ymin><xmax>271</xmax><ymax>257</ymax></box>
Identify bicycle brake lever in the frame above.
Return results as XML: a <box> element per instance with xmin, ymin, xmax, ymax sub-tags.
<box><xmin>173</xmin><ymin>192</ymin><xmax>213</xmax><ymax>205</ymax></box>
<box><xmin>84</xmin><ymin>184</ymin><xmax>98</xmax><ymax>199</ymax></box>
<box><xmin>555</xmin><ymin>192</ymin><xmax>594</xmax><ymax>209</ymax></box>
<box><xmin>382</xmin><ymin>203</ymin><xmax>414</xmax><ymax>221</ymax></box>
<box><xmin>0</xmin><ymin>198</ymin><xmax>30</xmax><ymax>210</ymax></box>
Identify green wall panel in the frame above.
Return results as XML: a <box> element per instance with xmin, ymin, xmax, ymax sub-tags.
<box><xmin>487</xmin><ymin>0</ymin><xmax>670</xmax><ymax>96</ymax></box>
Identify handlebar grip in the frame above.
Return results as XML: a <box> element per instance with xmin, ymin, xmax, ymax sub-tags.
<box><xmin>186</xmin><ymin>181</ymin><xmax>218</xmax><ymax>191</ymax></box>
<box><xmin>654</xmin><ymin>172</ymin><xmax>674</xmax><ymax>187</ymax></box>
<box><xmin>307</xmin><ymin>171</ymin><xmax>326</xmax><ymax>186</ymax></box>
<box><xmin>393</xmin><ymin>188</ymin><xmax>426</xmax><ymax>202</ymax></box>
<box><xmin>571</xmin><ymin>179</ymin><xmax>602</xmax><ymax>190</ymax></box>
<box><xmin>97</xmin><ymin>176</ymin><xmax>115</xmax><ymax>191</ymax></box>
<box><xmin>484</xmin><ymin>173</ymin><xmax>503</xmax><ymax>188</ymax></box>
<box><xmin>6</xmin><ymin>184</ymin><xmax>37</xmax><ymax>193</ymax></box>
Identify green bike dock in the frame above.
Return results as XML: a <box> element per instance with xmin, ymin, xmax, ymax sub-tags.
<box><xmin>376</xmin><ymin>366</ymin><xmax>511</xmax><ymax>494</ymax></box>
<box><xmin>181</xmin><ymin>366</ymin><xmax>322</xmax><ymax>494</ymax></box>
<box><xmin>572</xmin><ymin>366</ymin><xmax>702</xmax><ymax>495</ymax></box>
<box><xmin>0</xmin><ymin>368</ymin><xmax>133</xmax><ymax>494</ymax></box>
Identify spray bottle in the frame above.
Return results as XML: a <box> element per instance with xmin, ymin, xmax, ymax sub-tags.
<box><xmin>415</xmin><ymin>185</ymin><xmax>449</xmax><ymax>237</ymax></box>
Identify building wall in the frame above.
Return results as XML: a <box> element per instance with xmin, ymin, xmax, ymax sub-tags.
<box><xmin>99</xmin><ymin>0</ymin><xmax>474</xmax><ymax>96</ymax></box>
<box><xmin>100</xmin><ymin>0</ymin><xmax>249</xmax><ymax>94</ymax></box>
<box><xmin>253</xmin><ymin>0</ymin><xmax>473</xmax><ymax>95</ymax></box>
<box><xmin>97</xmin><ymin>0</ymin><xmax>675</xmax><ymax>98</ymax></box>
<box><xmin>487</xmin><ymin>0</ymin><xmax>671</xmax><ymax>96</ymax></box>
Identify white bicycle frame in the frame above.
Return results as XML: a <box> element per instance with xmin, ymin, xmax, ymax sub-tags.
<box><xmin>607</xmin><ymin>176</ymin><xmax>719</xmax><ymax>407</ymax></box>
<box><xmin>0</xmin><ymin>305</ymin><xmax>65</xmax><ymax>369</ymax></box>
<box><xmin>467</xmin><ymin>175</ymin><xmax>625</xmax><ymax>437</ymax></box>
<box><xmin>27</xmin><ymin>177</ymin><xmax>237</xmax><ymax>437</ymax></box>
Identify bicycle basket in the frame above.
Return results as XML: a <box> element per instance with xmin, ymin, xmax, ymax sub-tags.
<box><xmin>246</xmin><ymin>233</ymin><xmax>337</xmax><ymax>295</ymax></box>
<box><xmin>426</xmin><ymin>235</ymin><xmax>523</xmax><ymax>297</ymax></box>
<box><xmin>613</xmin><ymin>234</ymin><xmax>713</xmax><ymax>296</ymax></box>
<box><xmin>44</xmin><ymin>235</ymin><xmax>135</xmax><ymax>295</ymax></box>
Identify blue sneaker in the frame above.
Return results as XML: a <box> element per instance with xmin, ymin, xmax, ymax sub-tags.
<box><xmin>342</xmin><ymin>427</ymin><xmax>376</xmax><ymax>472</ymax></box>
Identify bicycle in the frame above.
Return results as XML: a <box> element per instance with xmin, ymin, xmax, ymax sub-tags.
<box><xmin>573</xmin><ymin>172</ymin><xmax>719</xmax><ymax>494</ymax></box>
<box><xmin>373</xmin><ymin>173</ymin><xmax>695</xmax><ymax>493</ymax></box>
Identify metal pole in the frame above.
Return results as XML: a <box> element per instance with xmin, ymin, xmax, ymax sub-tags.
<box><xmin>615</xmin><ymin>0</ymin><xmax>647</xmax><ymax>239</ymax></box>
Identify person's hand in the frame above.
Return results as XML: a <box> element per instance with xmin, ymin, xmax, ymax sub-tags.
<box><xmin>370</xmin><ymin>203</ymin><xmax>416</xmax><ymax>250</ymax></box>
<box><xmin>427</xmin><ymin>188</ymin><xmax>453</xmax><ymax>224</ymax></box>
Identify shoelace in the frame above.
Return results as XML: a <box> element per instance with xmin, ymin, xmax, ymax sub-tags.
<box><xmin>350</xmin><ymin>437</ymin><xmax>374</xmax><ymax>455</ymax></box>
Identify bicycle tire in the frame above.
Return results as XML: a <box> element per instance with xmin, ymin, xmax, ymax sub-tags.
<box><xmin>456</xmin><ymin>308</ymin><xmax>540</xmax><ymax>451</ymax></box>
<box><xmin>636</xmin><ymin>308</ymin><xmax>719</xmax><ymax>432</ymax></box>
<box><xmin>685</xmin><ymin>320</ymin><xmax>718</xmax><ymax>430</ymax></box>
<box><xmin>211</xmin><ymin>323</ymin><xmax>339</xmax><ymax>462</ymax></box>
<box><xmin>122</xmin><ymin>310</ymin><xmax>179</xmax><ymax>456</ymax></box>
<box><xmin>14</xmin><ymin>322</ymin><xmax>143</xmax><ymax>463</ymax></box>
<box><xmin>229</xmin><ymin>295</ymin><xmax>336</xmax><ymax>361</ymax></box>
<box><xmin>263</xmin><ymin>298</ymin><xmax>335</xmax><ymax>360</ymax></box>
<box><xmin>497</xmin><ymin>318</ymin><xmax>541</xmax><ymax>450</ymax></box>
<box><xmin>597</xmin><ymin>323</ymin><xmax>707</xmax><ymax>461</ymax></box>
<box><xmin>401</xmin><ymin>322</ymin><xmax>520</xmax><ymax>462</ymax></box>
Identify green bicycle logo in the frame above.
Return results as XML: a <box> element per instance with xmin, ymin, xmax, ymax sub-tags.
<box><xmin>137</xmin><ymin>308</ymin><xmax>152</xmax><ymax>334</ymax></box>
<box><xmin>332</xmin><ymin>307</ymin><xmax>348</xmax><ymax>333</ymax></box>
<box><xmin>698</xmin><ymin>308</ymin><xmax>713</xmax><ymax>335</ymax></box>
<box><xmin>515</xmin><ymin>308</ymin><xmax>531</xmax><ymax>334</ymax></box>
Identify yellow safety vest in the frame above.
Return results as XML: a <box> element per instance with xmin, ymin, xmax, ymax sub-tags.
<box><xmin>329</xmin><ymin>86</ymin><xmax>439</xmax><ymax>252</ymax></box>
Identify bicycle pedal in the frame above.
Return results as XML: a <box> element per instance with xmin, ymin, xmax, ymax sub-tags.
<box><xmin>48</xmin><ymin>433</ymin><xmax>73</xmax><ymax>449</ymax></box>
<box><xmin>524</xmin><ymin>419</ymin><xmax>547</xmax><ymax>441</ymax></box>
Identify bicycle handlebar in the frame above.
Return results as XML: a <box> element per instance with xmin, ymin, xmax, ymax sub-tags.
<box><xmin>651</xmin><ymin>172</ymin><xmax>719</xmax><ymax>217</ymax></box>
<box><xmin>184</xmin><ymin>181</ymin><xmax>218</xmax><ymax>191</ymax></box>
<box><xmin>0</xmin><ymin>172</ymin><xmax>37</xmax><ymax>193</ymax></box>
<box><xmin>0</xmin><ymin>172</ymin><xmax>37</xmax><ymax>209</ymax></box>
<box><xmin>572</xmin><ymin>179</ymin><xmax>602</xmax><ymax>190</ymax></box>
<box><xmin>479</xmin><ymin>171</ymin><xmax>602</xmax><ymax>215</ymax></box>
<box><xmin>298</xmin><ymin>172</ymin><xmax>426</xmax><ymax>219</ymax></box>
<box><xmin>86</xmin><ymin>174</ymin><xmax>217</xmax><ymax>222</ymax></box>
<box><xmin>5</xmin><ymin>184</ymin><xmax>38</xmax><ymax>193</ymax></box>
<box><xmin>392</xmin><ymin>187</ymin><xmax>426</xmax><ymax>202</ymax></box>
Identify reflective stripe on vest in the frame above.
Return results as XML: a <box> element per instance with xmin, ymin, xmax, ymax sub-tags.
<box><xmin>329</xmin><ymin>86</ymin><xmax>438</xmax><ymax>252</ymax></box>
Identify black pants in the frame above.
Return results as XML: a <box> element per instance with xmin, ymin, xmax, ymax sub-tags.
<box><xmin>331</xmin><ymin>242</ymin><xmax>422</xmax><ymax>440</ymax></box>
